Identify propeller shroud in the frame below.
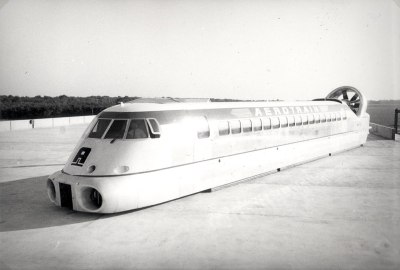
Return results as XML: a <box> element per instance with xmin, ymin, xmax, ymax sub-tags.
<box><xmin>326</xmin><ymin>86</ymin><xmax>367</xmax><ymax>117</ymax></box>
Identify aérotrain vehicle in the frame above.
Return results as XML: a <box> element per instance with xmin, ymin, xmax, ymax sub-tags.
<box><xmin>47</xmin><ymin>86</ymin><xmax>369</xmax><ymax>213</ymax></box>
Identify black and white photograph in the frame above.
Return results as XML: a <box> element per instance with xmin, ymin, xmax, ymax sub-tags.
<box><xmin>0</xmin><ymin>0</ymin><xmax>399</xmax><ymax>269</ymax></box>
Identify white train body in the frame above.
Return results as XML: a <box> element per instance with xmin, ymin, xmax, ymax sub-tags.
<box><xmin>47</xmin><ymin>87</ymin><xmax>370</xmax><ymax>213</ymax></box>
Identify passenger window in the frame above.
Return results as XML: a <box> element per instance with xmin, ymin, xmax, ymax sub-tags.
<box><xmin>314</xmin><ymin>114</ymin><xmax>320</xmax><ymax>123</ymax></box>
<box><xmin>308</xmin><ymin>114</ymin><xmax>315</xmax><ymax>124</ymax></box>
<box><xmin>197</xmin><ymin>117</ymin><xmax>210</xmax><ymax>139</ymax></box>
<box><xmin>340</xmin><ymin>111</ymin><xmax>346</xmax><ymax>120</ymax></box>
<box><xmin>126</xmin><ymin>119</ymin><xmax>149</xmax><ymax>139</ymax></box>
<box><xmin>104</xmin><ymin>120</ymin><xmax>128</xmax><ymax>139</ymax></box>
<box><xmin>336</xmin><ymin>112</ymin><xmax>341</xmax><ymax>121</ymax></box>
<box><xmin>147</xmin><ymin>118</ymin><xmax>161</xmax><ymax>138</ymax></box>
<box><xmin>279</xmin><ymin>116</ymin><xmax>288</xmax><ymax>128</ymax></box>
<box><xmin>320</xmin><ymin>113</ymin><xmax>326</xmax><ymax>123</ymax></box>
<box><xmin>295</xmin><ymin>115</ymin><xmax>302</xmax><ymax>126</ymax></box>
<box><xmin>88</xmin><ymin>119</ymin><xmax>111</xmax><ymax>138</ymax></box>
<box><xmin>218</xmin><ymin>121</ymin><xmax>230</xmax><ymax>136</ymax></box>
<box><xmin>242</xmin><ymin>119</ymin><xmax>252</xmax><ymax>133</ymax></box>
<box><xmin>230</xmin><ymin>120</ymin><xmax>241</xmax><ymax>134</ymax></box>
<box><xmin>331</xmin><ymin>112</ymin><xmax>336</xmax><ymax>121</ymax></box>
<box><xmin>302</xmin><ymin>115</ymin><xmax>308</xmax><ymax>125</ymax></box>
<box><xmin>262</xmin><ymin>118</ymin><xmax>271</xmax><ymax>130</ymax></box>
<box><xmin>253</xmin><ymin>118</ymin><xmax>262</xmax><ymax>132</ymax></box>
<box><xmin>271</xmin><ymin>117</ymin><xmax>280</xmax><ymax>129</ymax></box>
<box><xmin>287</xmin><ymin>115</ymin><xmax>295</xmax><ymax>127</ymax></box>
<box><xmin>326</xmin><ymin>113</ymin><xmax>331</xmax><ymax>122</ymax></box>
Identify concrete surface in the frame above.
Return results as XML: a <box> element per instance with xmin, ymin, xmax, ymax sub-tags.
<box><xmin>0</xmin><ymin>126</ymin><xmax>399</xmax><ymax>270</ymax></box>
<box><xmin>0</xmin><ymin>125</ymin><xmax>86</xmax><ymax>182</ymax></box>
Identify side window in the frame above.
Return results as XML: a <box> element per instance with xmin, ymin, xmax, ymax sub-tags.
<box><xmin>253</xmin><ymin>118</ymin><xmax>262</xmax><ymax>132</ymax></box>
<box><xmin>326</xmin><ymin>113</ymin><xmax>332</xmax><ymax>122</ymax></box>
<box><xmin>341</xmin><ymin>110</ymin><xmax>347</xmax><ymax>120</ymax></box>
<box><xmin>88</xmin><ymin>119</ymin><xmax>111</xmax><ymax>138</ymax></box>
<box><xmin>308</xmin><ymin>114</ymin><xmax>315</xmax><ymax>124</ymax></box>
<box><xmin>279</xmin><ymin>116</ymin><xmax>288</xmax><ymax>128</ymax></box>
<box><xmin>197</xmin><ymin>117</ymin><xmax>210</xmax><ymax>139</ymax></box>
<box><xmin>262</xmin><ymin>118</ymin><xmax>271</xmax><ymax>130</ymax></box>
<box><xmin>320</xmin><ymin>113</ymin><xmax>326</xmax><ymax>123</ymax></box>
<box><xmin>287</xmin><ymin>115</ymin><xmax>295</xmax><ymax>127</ymax></box>
<box><xmin>230</xmin><ymin>120</ymin><xmax>241</xmax><ymax>134</ymax></box>
<box><xmin>302</xmin><ymin>115</ymin><xmax>308</xmax><ymax>125</ymax></box>
<box><xmin>335</xmin><ymin>112</ymin><xmax>341</xmax><ymax>121</ymax></box>
<box><xmin>104</xmin><ymin>120</ymin><xmax>128</xmax><ymax>139</ymax></box>
<box><xmin>127</xmin><ymin>119</ymin><xmax>149</xmax><ymax>139</ymax></box>
<box><xmin>218</xmin><ymin>121</ymin><xmax>230</xmax><ymax>136</ymax></box>
<box><xmin>331</xmin><ymin>112</ymin><xmax>336</xmax><ymax>122</ymax></box>
<box><xmin>295</xmin><ymin>115</ymin><xmax>302</xmax><ymax>126</ymax></box>
<box><xmin>271</xmin><ymin>117</ymin><xmax>280</xmax><ymax>129</ymax></box>
<box><xmin>242</xmin><ymin>119</ymin><xmax>252</xmax><ymax>133</ymax></box>
<box><xmin>146</xmin><ymin>118</ymin><xmax>161</xmax><ymax>138</ymax></box>
<box><xmin>314</xmin><ymin>113</ymin><xmax>320</xmax><ymax>124</ymax></box>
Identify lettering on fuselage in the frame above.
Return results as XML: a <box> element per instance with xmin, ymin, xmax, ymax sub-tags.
<box><xmin>71</xmin><ymin>147</ymin><xmax>91</xmax><ymax>167</ymax></box>
<box><xmin>253</xmin><ymin>106</ymin><xmax>323</xmax><ymax>117</ymax></box>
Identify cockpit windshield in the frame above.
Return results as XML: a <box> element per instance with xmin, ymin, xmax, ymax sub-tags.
<box><xmin>88</xmin><ymin>119</ymin><xmax>111</xmax><ymax>138</ymax></box>
<box><xmin>104</xmin><ymin>120</ymin><xmax>127</xmax><ymax>139</ymax></box>
<box><xmin>87</xmin><ymin>118</ymin><xmax>160</xmax><ymax>140</ymax></box>
<box><xmin>126</xmin><ymin>119</ymin><xmax>148</xmax><ymax>139</ymax></box>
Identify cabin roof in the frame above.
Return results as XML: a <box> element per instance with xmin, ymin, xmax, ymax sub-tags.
<box><xmin>105</xmin><ymin>100</ymin><xmax>344</xmax><ymax>113</ymax></box>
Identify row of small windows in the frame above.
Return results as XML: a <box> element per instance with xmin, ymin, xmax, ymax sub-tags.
<box><xmin>89</xmin><ymin>112</ymin><xmax>347</xmax><ymax>140</ymax></box>
<box><xmin>216</xmin><ymin>112</ymin><xmax>347</xmax><ymax>137</ymax></box>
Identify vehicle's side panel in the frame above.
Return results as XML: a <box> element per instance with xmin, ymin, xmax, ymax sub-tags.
<box><xmin>51</xmin><ymin>127</ymin><xmax>366</xmax><ymax>213</ymax></box>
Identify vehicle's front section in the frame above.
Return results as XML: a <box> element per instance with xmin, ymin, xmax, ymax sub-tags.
<box><xmin>47</xmin><ymin>104</ymin><xmax>163</xmax><ymax>213</ymax></box>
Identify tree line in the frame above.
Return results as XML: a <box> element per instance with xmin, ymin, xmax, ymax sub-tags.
<box><xmin>0</xmin><ymin>95</ymin><xmax>138</xmax><ymax>120</ymax></box>
<box><xmin>6</xmin><ymin>94</ymin><xmax>393</xmax><ymax>121</ymax></box>
<box><xmin>0</xmin><ymin>95</ymin><xmax>258</xmax><ymax>120</ymax></box>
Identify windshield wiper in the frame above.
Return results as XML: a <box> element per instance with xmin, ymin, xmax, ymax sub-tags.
<box><xmin>110</xmin><ymin>138</ymin><xmax>118</xmax><ymax>144</ymax></box>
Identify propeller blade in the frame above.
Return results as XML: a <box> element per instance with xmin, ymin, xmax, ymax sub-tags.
<box><xmin>343</xmin><ymin>90</ymin><xmax>349</xmax><ymax>100</ymax></box>
<box><xmin>354</xmin><ymin>103</ymin><xmax>360</xmax><ymax>108</ymax></box>
<box><xmin>350</xmin><ymin>93</ymin><xmax>359</xmax><ymax>102</ymax></box>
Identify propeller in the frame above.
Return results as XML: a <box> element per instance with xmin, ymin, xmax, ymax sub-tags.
<box><xmin>343</xmin><ymin>91</ymin><xmax>348</xmax><ymax>101</ymax></box>
<box><xmin>350</xmin><ymin>93</ymin><xmax>359</xmax><ymax>102</ymax></box>
<box><xmin>350</xmin><ymin>93</ymin><xmax>360</xmax><ymax>110</ymax></box>
<box><xmin>326</xmin><ymin>86</ymin><xmax>367</xmax><ymax>117</ymax></box>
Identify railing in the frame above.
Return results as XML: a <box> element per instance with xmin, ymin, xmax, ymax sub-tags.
<box><xmin>395</xmin><ymin>108</ymin><xmax>399</xmax><ymax>137</ymax></box>
<box><xmin>0</xmin><ymin>115</ymin><xmax>96</xmax><ymax>132</ymax></box>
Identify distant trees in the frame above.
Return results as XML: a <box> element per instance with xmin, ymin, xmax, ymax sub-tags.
<box><xmin>0</xmin><ymin>95</ymin><xmax>258</xmax><ymax>120</ymax></box>
<box><xmin>368</xmin><ymin>100</ymin><xmax>400</xmax><ymax>105</ymax></box>
<box><xmin>3</xmin><ymin>95</ymin><xmax>395</xmax><ymax>121</ymax></box>
<box><xmin>0</xmin><ymin>95</ymin><xmax>138</xmax><ymax>120</ymax></box>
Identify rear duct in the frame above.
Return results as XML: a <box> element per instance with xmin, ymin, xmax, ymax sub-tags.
<box><xmin>326</xmin><ymin>86</ymin><xmax>367</xmax><ymax>117</ymax></box>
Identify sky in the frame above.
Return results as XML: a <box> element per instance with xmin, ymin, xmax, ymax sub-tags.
<box><xmin>0</xmin><ymin>0</ymin><xmax>399</xmax><ymax>100</ymax></box>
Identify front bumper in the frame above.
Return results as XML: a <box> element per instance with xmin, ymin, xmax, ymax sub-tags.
<box><xmin>47</xmin><ymin>171</ymin><xmax>139</xmax><ymax>213</ymax></box>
